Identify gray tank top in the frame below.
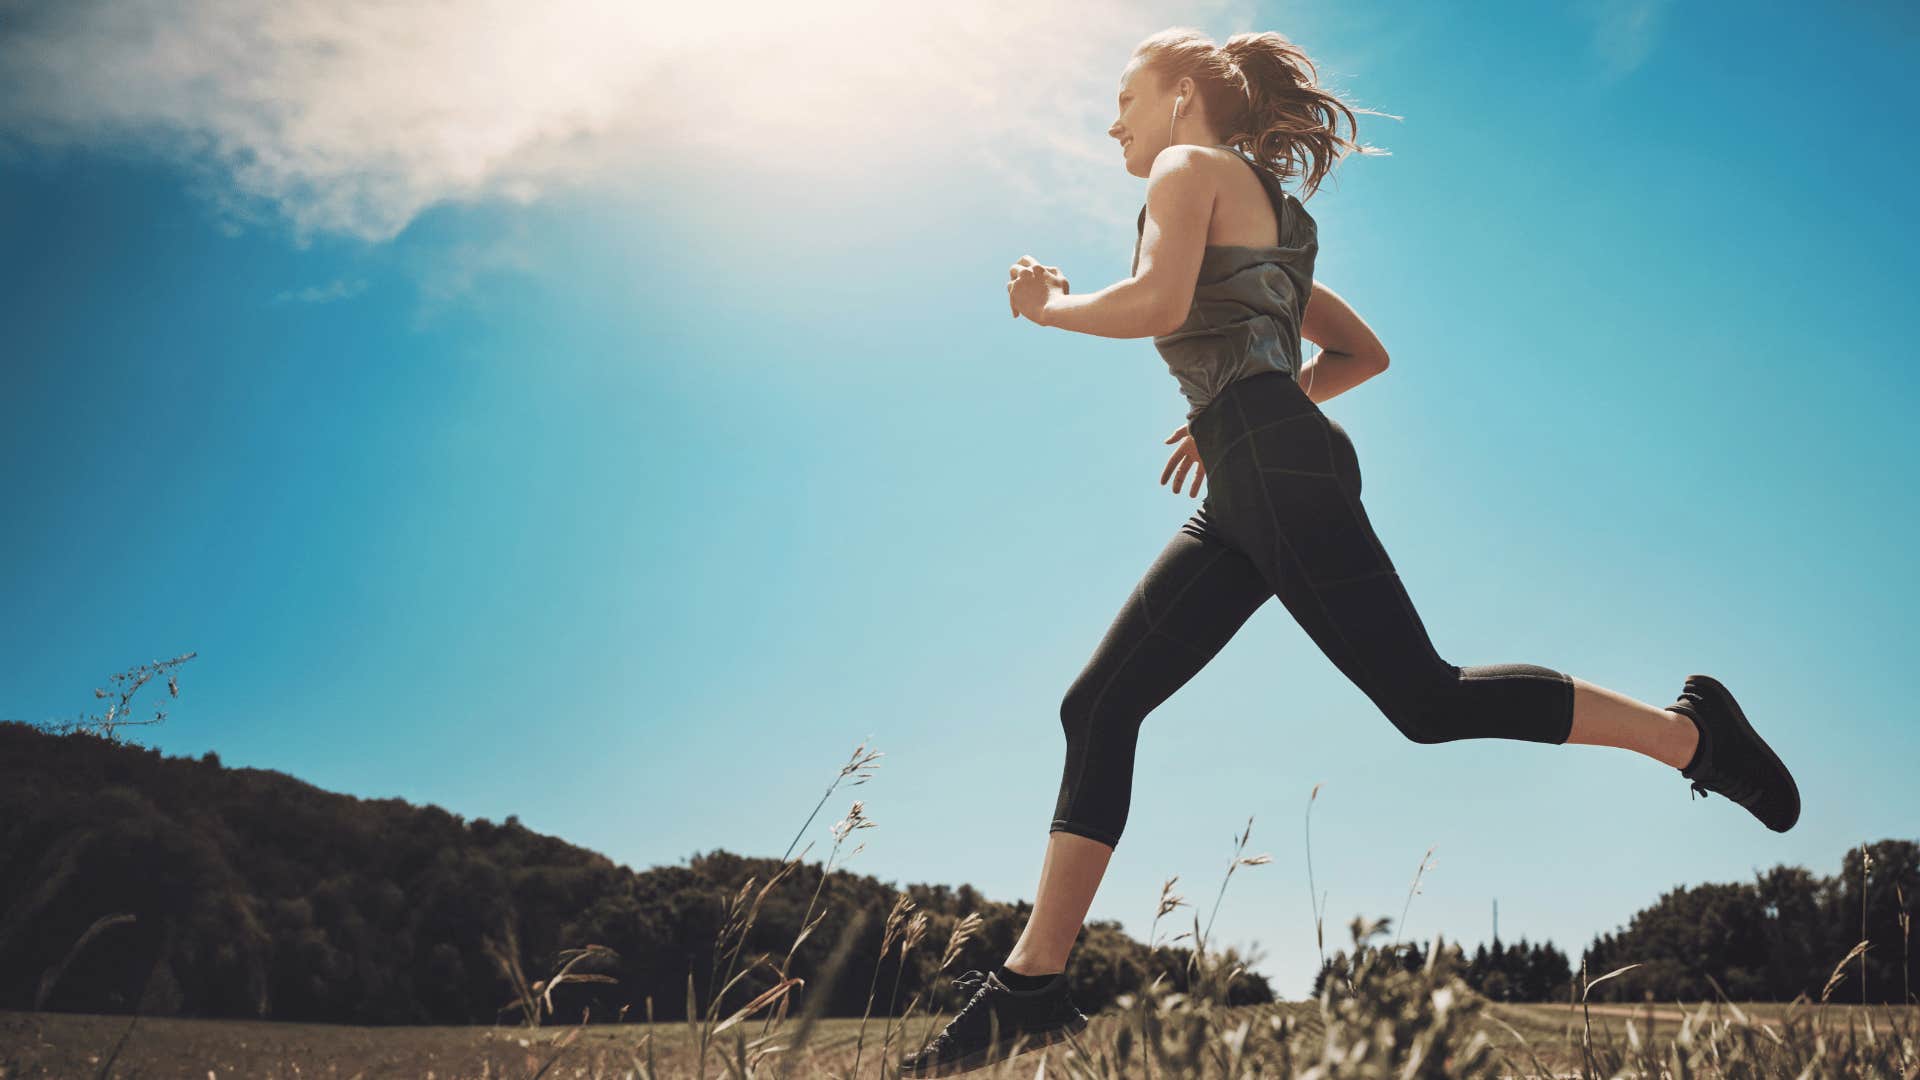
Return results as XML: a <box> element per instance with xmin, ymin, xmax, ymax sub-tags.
<box><xmin>1131</xmin><ymin>146</ymin><xmax>1318</xmax><ymax>421</ymax></box>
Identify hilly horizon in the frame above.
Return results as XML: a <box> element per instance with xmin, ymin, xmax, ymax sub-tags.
<box><xmin>0</xmin><ymin>719</ymin><xmax>1276</xmax><ymax>1026</ymax></box>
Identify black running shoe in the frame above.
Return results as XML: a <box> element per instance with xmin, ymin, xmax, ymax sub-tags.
<box><xmin>898</xmin><ymin>968</ymin><xmax>1088</xmax><ymax>1077</ymax></box>
<box><xmin>1666</xmin><ymin>673</ymin><xmax>1800</xmax><ymax>832</ymax></box>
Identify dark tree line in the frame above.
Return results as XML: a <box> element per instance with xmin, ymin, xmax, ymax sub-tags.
<box><xmin>1465</xmin><ymin>937</ymin><xmax>1575</xmax><ymax>1002</ymax></box>
<box><xmin>1310</xmin><ymin>934</ymin><xmax>1573</xmax><ymax>1004</ymax></box>
<box><xmin>0</xmin><ymin>722</ymin><xmax>1268</xmax><ymax>1025</ymax></box>
<box><xmin>1581</xmin><ymin>841</ymin><xmax>1918</xmax><ymax>1005</ymax></box>
<box><xmin>1306</xmin><ymin>841</ymin><xmax>1917</xmax><ymax>1006</ymax></box>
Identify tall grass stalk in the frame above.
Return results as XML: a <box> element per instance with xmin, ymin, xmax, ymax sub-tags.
<box><xmin>880</xmin><ymin>908</ymin><xmax>928</xmax><ymax>1072</ymax></box>
<box><xmin>1199</xmin><ymin>815</ymin><xmax>1271</xmax><ymax>954</ymax></box>
<box><xmin>1304</xmin><ymin>781</ymin><xmax>1329</xmax><ymax>972</ymax></box>
<box><xmin>1860</xmin><ymin>842</ymin><xmax>1874</xmax><ymax>1008</ymax></box>
<box><xmin>1392</xmin><ymin>843</ymin><xmax>1437</xmax><ymax>952</ymax></box>
<box><xmin>849</xmin><ymin>889</ymin><xmax>913</xmax><ymax>1078</ymax></box>
<box><xmin>756</xmin><ymin>747</ymin><xmax>881</xmax><ymax>1042</ymax></box>
<box><xmin>1898</xmin><ymin>882</ymin><xmax>1912</xmax><ymax>1006</ymax></box>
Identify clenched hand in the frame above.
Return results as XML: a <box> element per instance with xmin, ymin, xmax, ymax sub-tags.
<box><xmin>1007</xmin><ymin>255</ymin><xmax>1069</xmax><ymax>323</ymax></box>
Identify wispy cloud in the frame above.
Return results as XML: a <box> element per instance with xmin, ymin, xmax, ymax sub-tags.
<box><xmin>0</xmin><ymin>0</ymin><xmax>1242</xmax><ymax>246</ymax></box>
<box><xmin>272</xmin><ymin>277</ymin><xmax>368</xmax><ymax>304</ymax></box>
<box><xmin>401</xmin><ymin>222</ymin><xmax>539</xmax><ymax>331</ymax></box>
<box><xmin>1579</xmin><ymin>0</ymin><xmax>1673</xmax><ymax>79</ymax></box>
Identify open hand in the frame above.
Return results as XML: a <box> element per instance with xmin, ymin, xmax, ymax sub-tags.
<box><xmin>1007</xmin><ymin>255</ymin><xmax>1068</xmax><ymax>323</ymax></box>
<box><xmin>1161</xmin><ymin>424</ymin><xmax>1205</xmax><ymax>497</ymax></box>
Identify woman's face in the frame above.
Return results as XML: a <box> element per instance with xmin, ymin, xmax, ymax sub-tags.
<box><xmin>1108</xmin><ymin>61</ymin><xmax>1175</xmax><ymax>179</ymax></box>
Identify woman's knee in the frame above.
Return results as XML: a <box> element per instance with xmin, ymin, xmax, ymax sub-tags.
<box><xmin>1055</xmin><ymin>690</ymin><xmax>1134</xmax><ymax>847</ymax></box>
<box><xmin>1378</xmin><ymin>662</ymin><xmax>1573</xmax><ymax>745</ymax></box>
<box><xmin>1060</xmin><ymin>678</ymin><xmax>1118</xmax><ymax>745</ymax></box>
<box><xmin>1378</xmin><ymin>666</ymin><xmax>1472</xmax><ymax>745</ymax></box>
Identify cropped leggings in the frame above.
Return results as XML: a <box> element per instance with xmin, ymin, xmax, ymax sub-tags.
<box><xmin>1050</xmin><ymin>370</ymin><xmax>1574</xmax><ymax>849</ymax></box>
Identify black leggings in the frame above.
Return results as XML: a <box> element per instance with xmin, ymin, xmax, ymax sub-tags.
<box><xmin>1050</xmin><ymin>370</ymin><xmax>1574</xmax><ymax>848</ymax></box>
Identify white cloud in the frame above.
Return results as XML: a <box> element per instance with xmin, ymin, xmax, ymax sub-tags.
<box><xmin>272</xmin><ymin>276</ymin><xmax>368</xmax><ymax>304</ymax></box>
<box><xmin>0</xmin><ymin>0</ymin><xmax>1246</xmax><ymax>245</ymax></box>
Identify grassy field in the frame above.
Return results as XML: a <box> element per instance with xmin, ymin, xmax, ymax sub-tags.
<box><xmin>6</xmin><ymin>1000</ymin><xmax>1917</xmax><ymax>1079</ymax></box>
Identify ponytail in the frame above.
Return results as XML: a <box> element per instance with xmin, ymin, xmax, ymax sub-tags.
<box><xmin>1133</xmin><ymin>27</ymin><xmax>1397</xmax><ymax>200</ymax></box>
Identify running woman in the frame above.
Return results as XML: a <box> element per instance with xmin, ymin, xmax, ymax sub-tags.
<box><xmin>900</xmin><ymin>26</ymin><xmax>1800</xmax><ymax>1078</ymax></box>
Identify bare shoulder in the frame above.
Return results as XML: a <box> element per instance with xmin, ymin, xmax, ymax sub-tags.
<box><xmin>1153</xmin><ymin>142</ymin><xmax>1257</xmax><ymax>178</ymax></box>
<box><xmin>1147</xmin><ymin>142</ymin><xmax>1215</xmax><ymax>176</ymax></box>
<box><xmin>1142</xmin><ymin>144</ymin><xmax>1217</xmax><ymax>228</ymax></box>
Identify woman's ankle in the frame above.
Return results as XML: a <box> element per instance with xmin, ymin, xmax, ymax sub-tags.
<box><xmin>1001</xmin><ymin>955</ymin><xmax>1064</xmax><ymax>977</ymax></box>
<box><xmin>995</xmin><ymin>961</ymin><xmax>1062</xmax><ymax>991</ymax></box>
<box><xmin>1663</xmin><ymin>705</ymin><xmax>1704</xmax><ymax>770</ymax></box>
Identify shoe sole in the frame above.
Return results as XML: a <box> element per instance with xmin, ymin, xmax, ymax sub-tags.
<box><xmin>900</xmin><ymin>1013</ymin><xmax>1089</xmax><ymax>1078</ymax></box>
<box><xmin>1687</xmin><ymin>673</ymin><xmax>1800</xmax><ymax>832</ymax></box>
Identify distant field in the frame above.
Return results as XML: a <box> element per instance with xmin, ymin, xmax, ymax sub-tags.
<box><xmin>5</xmin><ymin>1002</ymin><xmax>1915</xmax><ymax>1078</ymax></box>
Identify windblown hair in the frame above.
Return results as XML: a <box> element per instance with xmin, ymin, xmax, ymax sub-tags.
<box><xmin>1132</xmin><ymin>27</ymin><xmax>1396</xmax><ymax>200</ymax></box>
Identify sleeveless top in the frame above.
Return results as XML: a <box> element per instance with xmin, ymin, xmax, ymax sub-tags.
<box><xmin>1131</xmin><ymin>146</ymin><xmax>1318</xmax><ymax>421</ymax></box>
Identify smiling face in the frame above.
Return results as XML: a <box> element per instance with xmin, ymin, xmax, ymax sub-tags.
<box><xmin>1109</xmin><ymin>59</ymin><xmax>1178</xmax><ymax>179</ymax></box>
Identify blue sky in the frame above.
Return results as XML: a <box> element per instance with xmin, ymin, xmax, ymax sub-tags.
<box><xmin>3</xmin><ymin>0</ymin><xmax>1915</xmax><ymax>1000</ymax></box>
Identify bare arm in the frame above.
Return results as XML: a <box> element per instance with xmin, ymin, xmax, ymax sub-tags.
<box><xmin>1039</xmin><ymin>146</ymin><xmax>1213</xmax><ymax>338</ymax></box>
<box><xmin>1295</xmin><ymin>280</ymin><xmax>1389</xmax><ymax>404</ymax></box>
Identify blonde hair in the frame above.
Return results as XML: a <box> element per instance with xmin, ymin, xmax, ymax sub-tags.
<box><xmin>1132</xmin><ymin>27</ymin><xmax>1396</xmax><ymax>200</ymax></box>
